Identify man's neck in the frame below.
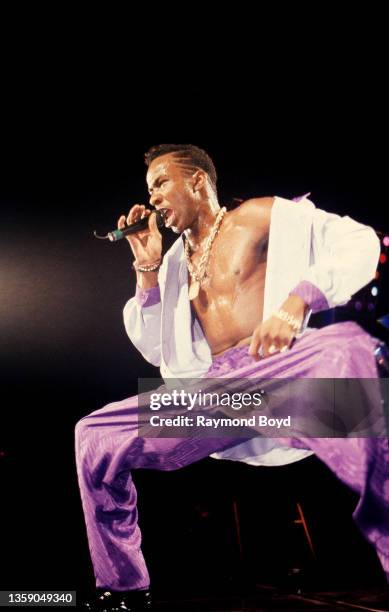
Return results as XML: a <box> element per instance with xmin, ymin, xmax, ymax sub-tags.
<box><xmin>184</xmin><ymin>200</ymin><xmax>222</xmax><ymax>251</ymax></box>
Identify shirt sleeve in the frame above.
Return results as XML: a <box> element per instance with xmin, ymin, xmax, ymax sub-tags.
<box><xmin>123</xmin><ymin>284</ymin><xmax>162</xmax><ymax>367</ymax></box>
<box><xmin>290</xmin><ymin>207</ymin><xmax>380</xmax><ymax>312</ymax></box>
<box><xmin>135</xmin><ymin>284</ymin><xmax>161</xmax><ymax>307</ymax></box>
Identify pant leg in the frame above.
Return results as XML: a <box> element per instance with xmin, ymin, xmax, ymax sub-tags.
<box><xmin>289</xmin><ymin>436</ymin><xmax>389</xmax><ymax>581</ymax></box>
<box><xmin>75</xmin><ymin>392</ymin><xmax>243</xmax><ymax>591</ymax></box>
<box><xmin>76</xmin><ymin>322</ymin><xmax>389</xmax><ymax>588</ymax></box>
<box><xmin>208</xmin><ymin>321</ymin><xmax>389</xmax><ymax>581</ymax></box>
<box><xmin>278</xmin><ymin>326</ymin><xmax>389</xmax><ymax>581</ymax></box>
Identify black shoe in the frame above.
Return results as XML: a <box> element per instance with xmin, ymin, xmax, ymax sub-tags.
<box><xmin>82</xmin><ymin>589</ymin><xmax>152</xmax><ymax>611</ymax></box>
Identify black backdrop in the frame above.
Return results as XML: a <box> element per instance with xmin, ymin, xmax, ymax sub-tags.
<box><xmin>1</xmin><ymin>80</ymin><xmax>388</xmax><ymax>598</ymax></box>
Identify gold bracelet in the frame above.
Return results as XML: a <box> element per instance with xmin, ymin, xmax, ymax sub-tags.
<box><xmin>274</xmin><ymin>309</ymin><xmax>302</xmax><ymax>334</ymax></box>
<box><xmin>132</xmin><ymin>259</ymin><xmax>162</xmax><ymax>272</ymax></box>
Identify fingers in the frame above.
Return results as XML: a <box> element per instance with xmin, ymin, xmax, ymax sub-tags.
<box><xmin>117</xmin><ymin>205</ymin><xmax>145</xmax><ymax>230</ymax></box>
<box><xmin>248</xmin><ymin>318</ymin><xmax>295</xmax><ymax>360</ymax></box>
<box><xmin>126</xmin><ymin>204</ymin><xmax>147</xmax><ymax>226</ymax></box>
<box><xmin>117</xmin><ymin>205</ymin><xmax>156</xmax><ymax>247</ymax></box>
<box><xmin>117</xmin><ymin>215</ymin><xmax>126</xmax><ymax>230</ymax></box>
<box><xmin>117</xmin><ymin>204</ymin><xmax>163</xmax><ymax>262</ymax></box>
<box><xmin>148</xmin><ymin>209</ymin><xmax>162</xmax><ymax>236</ymax></box>
<box><xmin>262</xmin><ymin>333</ymin><xmax>293</xmax><ymax>358</ymax></box>
<box><xmin>248</xmin><ymin>326</ymin><xmax>262</xmax><ymax>361</ymax></box>
<box><xmin>123</xmin><ymin>205</ymin><xmax>161</xmax><ymax>237</ymax></box>
<box><xmin>268</xmin><ymin>343</ymin><xmax>280</xmax><ymax>355</ymax></box>
<box><xmin>261</xmin><ymin>333</ymin><xmax>280</xmax><ymax>357</ymax></box>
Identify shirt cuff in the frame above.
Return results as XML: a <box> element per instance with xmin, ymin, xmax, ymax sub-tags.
<box><xmin>289</xmin><ymin>280</ymin><xmax>329</xmax><ymax>313</ymax></box>
<box><xmin>135</xmin><ymin>284</ymin><xmax>161</xmax><ymax>307</ymax></box>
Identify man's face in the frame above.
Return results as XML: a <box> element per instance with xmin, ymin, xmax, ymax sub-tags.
<box><xmin>146</xmin><ymin>153</ymin><xmax>200</xmax><ymax>234</ymax></box>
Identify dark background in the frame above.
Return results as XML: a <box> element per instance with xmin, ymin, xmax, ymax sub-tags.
<box><xmin>0</xmin><ymin>31</ymin><xmax>388</xmax><ymax>599</ymax></box>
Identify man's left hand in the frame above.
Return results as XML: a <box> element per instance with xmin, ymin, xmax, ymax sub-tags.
<box><xmin>248</xmin><ymin>295</ymin><xmax>308</xmax><ymax>361</ymax></box>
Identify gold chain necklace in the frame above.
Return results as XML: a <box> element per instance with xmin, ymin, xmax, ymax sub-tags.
<box><xmin>184</xmin><ymin>207</ymin><xmax>227</xmax><ymax>300</ymax></box>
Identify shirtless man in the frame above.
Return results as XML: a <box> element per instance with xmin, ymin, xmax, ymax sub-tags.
<box><xmin>78</xmin><ymin>145</ymin><xmax>386</xmax><ymax>611</ymax></box>
<box><xmin>123</xmin><ymin>147</ymin><xmax>307</xmax><ymax>361</ymax></box>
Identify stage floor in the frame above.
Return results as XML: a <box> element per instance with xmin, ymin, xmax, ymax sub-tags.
<box><xmin>149</xmin><ymin>584</ymin><xmax>389</xmax><ymax>611</ymax></box>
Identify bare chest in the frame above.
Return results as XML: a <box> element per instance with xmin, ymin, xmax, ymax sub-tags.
<box><xmin>188</xmin><ymin>225</ymin><xmax>269</xmax><ymax>311</ymax></box>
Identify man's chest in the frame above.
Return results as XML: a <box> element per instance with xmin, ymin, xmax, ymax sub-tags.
<box><xmin>188</xmin><ymin>227</ymin><xmax>269</xmax><ymax>300</ymax></box>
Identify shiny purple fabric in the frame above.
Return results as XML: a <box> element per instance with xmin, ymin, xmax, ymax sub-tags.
<box><xmin>289</xmin><ymin>280</ymin><xmax>330</xmax><ymax>312</ymax></box>
<box><xmin>75</xmin><ymin>321</ymin><xmax>389</xmax><ymax>590</ymax></box>
<box><xmin>135</xmin><ymin>284</ymin><xmax>161</xmax><ymax>307</ymax></box>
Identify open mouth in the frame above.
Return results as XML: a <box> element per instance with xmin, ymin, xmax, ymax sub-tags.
<box><xmin>159</xmin><ymin>208</ymin><xmax>175</xmax><ymax>228</ymax></box>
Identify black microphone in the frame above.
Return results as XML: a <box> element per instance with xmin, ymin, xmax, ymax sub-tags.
<box><xmin>94</xmin><ymin>210</ymin><xmax>166</xmax><ymax>242</ymax></box>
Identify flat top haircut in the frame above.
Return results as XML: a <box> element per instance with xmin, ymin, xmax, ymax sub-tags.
<box><xmin>145</xmin><ymin>144</ymin><xmax>218</xmax><ymax>195</ymax></box>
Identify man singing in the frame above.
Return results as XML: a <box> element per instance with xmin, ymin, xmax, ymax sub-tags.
<box><xmin>76</xmin><ymin>144</ymin><xmax>388</xmax><ymax>611</ymax></box>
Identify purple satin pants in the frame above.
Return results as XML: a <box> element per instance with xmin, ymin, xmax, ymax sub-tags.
<box><xmin>75</xmin><ymin>322</ymin><xmax>389</xmax><ymax>590</ymax></box>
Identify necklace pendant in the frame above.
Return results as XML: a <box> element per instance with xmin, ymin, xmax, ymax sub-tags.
<box><xmin>188</xmin><ymin>280</ymin><xmax>200</xmax><ymax>300</ymax></box>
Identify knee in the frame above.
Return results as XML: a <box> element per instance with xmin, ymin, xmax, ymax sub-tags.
<box><xmin>75</xmin><ymin>417</ymin><xmax>86</xmax><ymax>444</ymax></box>
<box><xmin>74</xmin><ymin>414</ymin><xmax>96</xmax><ymax>457</ymax></box>
<box><xmin>74</xmin><ymin>404</ymin><xmax>106</xmax><ymax>447</ymax></box>
<box><xmin>74</xmin><ymin>418</ymin><xmax>88</xmax><ymax>459</ymax></box>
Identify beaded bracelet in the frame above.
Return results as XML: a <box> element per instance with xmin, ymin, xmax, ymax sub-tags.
<box><xmin>274</xmin><ymin>309</ymin><xmax>302</xmax><ymax>334</ymax></box>
<box><xmin>132</xmin><ymin>259</ymin><xmax>162</xmax><ymax>272</ymax></box>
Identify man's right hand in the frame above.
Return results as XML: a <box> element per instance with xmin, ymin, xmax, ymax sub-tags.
<box><xmin>118</xmin><ymin>204</ymin><xmax>163</xmax><ymax>265</ymax></box>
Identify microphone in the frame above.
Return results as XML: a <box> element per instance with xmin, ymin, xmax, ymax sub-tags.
<box><xmin>94</xmin><ymin>210</ymin><xmax>166</xmax><ymax>242</ymax></box>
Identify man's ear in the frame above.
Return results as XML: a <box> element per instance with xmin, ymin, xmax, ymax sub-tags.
<box><xmin>191</xmin><ymin>170</ymin><xmax>206</xmax><ymax>192</ymax></box>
